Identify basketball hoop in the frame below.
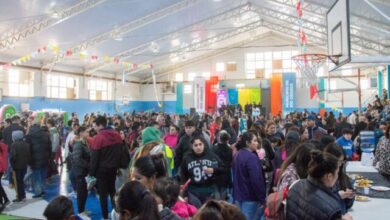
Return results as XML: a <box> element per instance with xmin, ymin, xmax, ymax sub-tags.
<box><xmin>292</xmin><ymin>53</ymin><xmax>328</xmax><ymax>85</ymax></box>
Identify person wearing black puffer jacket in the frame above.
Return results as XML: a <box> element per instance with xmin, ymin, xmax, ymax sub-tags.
<box><xmin>180</xmin><ymin>136</ymin><xmax>224</xmax><ymax>208</ymax></box>
<box><xmin>211</xmin><ymin>130</ymin><xmax>232</xmax><ymax>201</ymax></box>
<box><xmin>71</xmin><ymin>126</ymin><xmax>90</xmax><ymax>216</ymax></box>
<box><xmin>26</xmin><ymin>121</ymin><xmax>51</xmax><ymax>198</ymax></box>
<box><xmin>286</xmin><ymin>150</ymin><xmax>352</xmax><ymax>220</ymax></box>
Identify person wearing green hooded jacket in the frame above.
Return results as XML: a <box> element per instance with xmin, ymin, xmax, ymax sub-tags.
<box><xmin>130</xmin><ymin>126</ymin><xmax>174</xmax><ymax>178</ymax></box>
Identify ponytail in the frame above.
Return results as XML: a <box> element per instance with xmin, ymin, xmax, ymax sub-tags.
<box><xmin>308</xmin><ymin>150</ymin><xmax>339</xmax><ymax>179</ymax></box>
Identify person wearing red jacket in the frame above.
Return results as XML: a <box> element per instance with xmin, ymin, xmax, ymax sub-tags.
<box><xmin>0</xmin><ymin>131</ymin><xmax>10</xmax><ymax>210</ymax></box>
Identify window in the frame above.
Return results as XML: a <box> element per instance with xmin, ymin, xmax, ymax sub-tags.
<box><xmin>245</xmin><ymin>50</ymin><xmax>299</xmax><ymax>79</ymax></box>
<box><xmin>7</xmin><ymin>69</ymin><xmax>33</xmax><ymax>97</ymax></box>
<box><xmin>175</xmin><ymin>73</ymin><xmax>183</xmax><ymax>82</ymax></box>
<box><xmin>202</xmin><ymin>72</ymin><xmax>210</xmax><ymax>79</ymax></box>
<box><xmin>47</xmin><ymin>74</ymin><xmax>78</xmax><ymax>99</ymax></box>
<box><xmin>216</xmin><ymin>62</ymin><xmax>225</xmax><ymax>72</ymax></box>
<box><xmin>88</xmin><ymin>79</ymin><xmax>112</xmax><ymax>100</ymax></box>
<box><xmin>188</xmin><ymin>72</ymin><xmax>197</xmax><ymax>81</ymax></box>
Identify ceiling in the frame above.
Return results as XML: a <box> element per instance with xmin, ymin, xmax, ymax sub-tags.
<box><xmin>0</xmin><ymin>0</ymin><xmax>389</xmax><ymax>81</ymax></box>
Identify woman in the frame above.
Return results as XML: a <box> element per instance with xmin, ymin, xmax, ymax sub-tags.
<box><xmin>373</xmin><ymin>125</ymin><xmax>390</xmax><ymax>175</ymax></box>
<box><xmin>71</xmin><ymin>126</ymin><xmax>90</xmax><ymax>215</ymax></box>
<box><xmin>265</xmin><ymin>121</ymin><xmax>284</xmax><ymax>141</ymax></box>
<box><xmin>180</xmin><ymin>136</ymin><xmax>223</xmax><ymax>208</ymax></box>
<box><xmin>0</xmin><ymin>132</ymin><xmax>9</xmax><ymax>210</ymax></box>
<box><xmin>232</xmin><ymin>131</ymin><xmax>266</xmax><ymax>220</ymax></box>
<box><xmin>164</xmin><ymin>125</ymin><xmax>179</xmax><ymax>150</ymax></box>
<box><xmin>221</xmin><ymin>119</ymin><xmax>237</xmax><ymax>145</ymax></box>
<box><xmin>210</xmin><ymin>117</ymin><xmax>222</xmax><ymax>144</ymax></box>
<box><xmin>299</xmin><ymin>127</ymin><xmax>309</xmax><ymax>142</ymax></box>
<box><xmin>286</xmin><ymin>151</ymin><xmax>352</xmax><ymax>220</ymax></box>
<box><xmin>131</xmin><ymin>155</ymin><xmax>168</xmax><ymax>190</ymax></box>
<box><xmin>115</xmin><ymin>181</ymin><xmax>160</xmax><ymax>220</ymax></box>
<box><xmin>324</xmin><ymin>143</ymin><xmax>355</xmax><ymax>215</ymax></box>
<box><xmin>276</xmin><ymin>143</ymin><xmax>313</xmax><ymax>191</ymax></box>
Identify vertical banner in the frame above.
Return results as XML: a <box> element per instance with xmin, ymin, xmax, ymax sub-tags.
<box><xmin>238</xmin><ymin>88</ymin><xmax>261</xmax><ymax>108</ymax></box>
<box><xmin>205</xmin><ymin>76</ymin><xmax>219</xmax><ymax>113</ymax></box>
<box><xmin>193</xmin><ymin>77</ymin><xmax>206</xmax><ymax>112</ymax></box>
<box><xmin>282</xmin><ymin>72</ymin><xmax>296</xmax><ymax>114</ymax></box>
<box><xmin>319</xmin><ymin>78</ymin><xmax>326</xmax><ymax>116</ymax></box>
<box><xmin>270</xmin><ymin>74</ymin><xmax>282</xmax><ymax>116</ymax></box>
<box><xmin>228</xmin><ymin>89</ymin><xmax>238</xmax><ymax>105</ymax></box>
<box><xmin>378</xmin><ymin>70</ymin><xmax>383</xmax><ymax>98</ymax></box>
<box><xmin>176</xmin><ymin>82</ymin><xmax>183</xmax><ymax>114</ymax></box>
<box><xmin>217</xmin><ymin>90</ymin><xmax>228</xmax><ymax>108</ymax></box>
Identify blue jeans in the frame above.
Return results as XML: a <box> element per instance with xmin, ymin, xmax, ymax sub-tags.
<box><xmin>236</xmin><ymin>201</ymin><xmax>264</xmax><ymax>220</ymax></box>
<box><xmin>32</xmin><ymin>167</ymin><xmax>47</xmax><ymax>195</ymax></box>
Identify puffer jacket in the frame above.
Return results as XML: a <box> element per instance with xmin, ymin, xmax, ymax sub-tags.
<box><xmin>286</xmin><ymin>176</ymin><xmax>342</xmax><ymax>220</ymax></box>
<box><xmin>26</xmin><ymin>125</ymin><xmax>51</xmax><ymax>169</ymax></box>
<box><xmin>10</xmin><ymin>140</ymin><xmax>31</xmax><ymax>170</ymax></box>
<box><xmin>72</xmin><ymin>139</ymin><xmax>90</xmax><ymax>177</ymax></box>
<box><xmin>160</xmin><ymin>208</ymin><xmax>184</xmax><ymax>220</ymax></box>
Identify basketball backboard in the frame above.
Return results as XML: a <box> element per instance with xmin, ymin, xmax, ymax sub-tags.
<box><xmin>327</xmin><ymin>0</ymin><xmax>351</xmax><ymax>72</ymax></box>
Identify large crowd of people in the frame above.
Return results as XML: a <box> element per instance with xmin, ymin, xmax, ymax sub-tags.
<box><xmin>0</xmin><ymin>94</ymin><xmax>389</xmax><ymax>220</ymax></box>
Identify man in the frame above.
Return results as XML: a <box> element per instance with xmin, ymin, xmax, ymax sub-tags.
<box><xmin>2</xmin><ymin>115</ymin><xmax>24</xmax><ymax>188</ymax></box>
<box><xmin>307</xmin><ymin>114</ymin><xmax>327</xmax><ymax>140</ymax></box>
<box><xmin>336</xmin><ymin>128</ymin><xmax>355</xmax><ymax>160</ymax></box>
<box><xmin>156</xmin><ymin>114</ymin><xmax>169</xmax><ymax>137</ymax></box>
<box><xmin>90</xmin><ymin>116</ymin><xmax>122</xmax><ymax>220</ymax></box>
<box><xmin>347</xmin><ymin>111</ymin><xmax>357</xmax><ymax>126</ymax></box>
<box><xmin>26</xmin><ymin>120</ymin><xmax>51</xmax><ymax>198</ymax></box>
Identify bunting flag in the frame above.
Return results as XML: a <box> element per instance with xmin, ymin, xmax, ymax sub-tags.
<box><xmin>0</xmin><ymin>42</ymin><xmax>154</xmax><ymax>71</ymax></box>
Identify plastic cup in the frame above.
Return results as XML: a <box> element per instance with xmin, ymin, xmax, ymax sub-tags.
<box><xmin>364</xmin><ymin>187</ymin><xmax>370</xmax><ymax>195</ymax></box>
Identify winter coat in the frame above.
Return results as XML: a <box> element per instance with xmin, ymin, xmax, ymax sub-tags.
<box><xmin>10</xmin><ymin>140</ymin><xmax>31</xmax><ymax>170</ymax></box>
<box><xmin>232</xmin><ymin>148</ymin><xmax>266</xmax><ymax>204</ymax></box>
<box><xmin>174</xmin><ymin>130</ymin><xmax>205</xmax><ymax>168</ymax></box>
<box><xmin>307</xmin><ymin>126</ymin><xmax>328</xmax><ymax>140</ymax></box>
<box><xmin>0</xmin><ymin>142</ymin><xmax>8</xmax><ymax>173</ymax></box>
<box><xmin>72</xmin><ymin>139</ymin><xmax>90</xmax><ymax>177</ymax></box>
<box><xmin>160</xmin><ymin>208</ymin><xmax>184</xmax><ymax>220</ymax></box>
<box><xmin>181</xmin><ymin>147</ymin><xmax>223</xmax><ymax>195</ymax></box>
<box><xmin>26</xmin><ymin>125</ymin><xmax>51</xmax><ymax>169</ymax></box>
<box><xmin>164</xmin><ymin>134</ymin><xmax>178</xmax><ymax>149</ymax></box>
<box><xmin>2</xmin><ymin>123</ymin><xmax>24</xmax><ymax>146</ymax></box>
<box><xmin>373</xmin><ymin>137</ymin><xmax>390</xmax><ymax>175</ymax></box>
<box><xmin>171</xmin><ymin>200</ymin><xmax>197</xmax><ymax>219</ymax></box>
<box><xmin>90</xmin><ymin>128</ymin><xmax>123</xmax><ymax>176</ymax></box>
<box><xmin>49</xmin><ymin>127</ymin><xmax>60</xmax><ymax>153</ymax></box>
<box><xmin>286</xmin><ymin>176</ymin><xmax>343</xmax><ymax>220</ymax></box>
<box><xmin>211</xmin><ymin>143</ymin><xmax>232</xmax><ymax>188</ymax></box>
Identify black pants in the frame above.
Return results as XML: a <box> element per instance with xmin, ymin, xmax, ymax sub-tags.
<box><xmin>96</xmin><ymin>168</ymin><xmax>116</xmax><ymax>219</ymax></box>
<box><xmin>0</xmin><ymin>173</ymin><xmax>9</xmax><ymax>204</ymax></box>
<box><xmin>76</xmin><ymin>176</ymin><xmax>88</xmax><ymax>213</ymax></box>
<box><xmin>14</xmin><ymin>169</ymin><xmax>26</xmax><ymax>200</ymax></box>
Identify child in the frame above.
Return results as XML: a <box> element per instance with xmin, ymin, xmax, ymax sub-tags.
<box><xmin>10</xmin><ymin>130</ymin><xmax>30</xmax><ymax>202</ymax></box>
<box><xmin>164</xmin><ymin>125</ymin><xmax>179</xmax><ymax>149</ymax></box>
<box><xmin>336</xmin><ymin>128</ymin><xmax>355</xmax><ymax>160</ymax></box>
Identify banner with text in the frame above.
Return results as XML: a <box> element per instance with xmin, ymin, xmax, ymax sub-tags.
<box><xmin>282</xmin><ymin>72</ymin><xmax>296</xmax><ymax>114</ymax></box>
<box><xmin>194</xmin><ymin>77</ymin><xmax>206</xmax><ymax>112</ymax></box>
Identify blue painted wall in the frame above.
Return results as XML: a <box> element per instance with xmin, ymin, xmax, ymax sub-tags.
<box><xmin>0</xmin><ymin>96</ymin><xmax>177</xmax><ymax>117</ymax></box>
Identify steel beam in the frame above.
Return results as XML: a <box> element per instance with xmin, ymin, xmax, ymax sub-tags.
<box><xmin>0</xmin><ymin>0</ymin><xmax>107</xmax><ymax>50</ymax></box>
<box><xmin>85</xmin><ymin>3</ymin><xmax>252</xmax><ymax>74</ymax></box>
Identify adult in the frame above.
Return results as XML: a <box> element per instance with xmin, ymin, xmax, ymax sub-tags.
<box><xmin>211</xmin><ymin>130</ymin><xmax>233</xmax><ymax>200</ymax></box>
<box><xmin>373</xmin><ymin>125</ymin><xmax>390</xmax><ymax>175</ymax></box>
<box><xmin>307</xmin><ymin>114</ymin><xmax>327</xmax><ymax>140</ymax></box>
<box><xmin>2</xmin><ymin>115</ymin><xmax>24</xmax><ymax>187</ymax></box>
<box><xmin>26</xmin><ymin>120</ymin><xmax>51</xmax><ymax>198</ymax></box>
<box><xmin>0</xmin><ymin>132</ymin><xmax>9</xmax><ymax>208</ymax></box>
<box><xmin>286</xmin><ymin>151</ymin><xmax>352</xmax><ymax>220</ymax></box>
<box><xmin>333</xmin><ymin>117</ymin><xmax>352</xmax><ymax>139</ymax></box>
<box><xmin>71</xmin><ymin>126</ymin><xmax>91</xmax><ymax>216</ymax></box>
<box><xmin>43</xmin><ymin>196</ymin><xmax>78</xmax><ymax>220</ymax></box>
<box><xmin>209</xmin><ymin>117</ymin><xmax>222</xmax><ymax>144</ymax></box>
<box><xmin>46</xmin><ymin>119</ymin><xmax>60</xmax><ymax>177</ymax></box>
<box><xmin>265</xmin><ymin>121</ymin><xmax>284</xmax><ymax>142</ymax></box>
<box><xmin>276</xmin><ymin>143</ymin><xmax>312</xmax><ymax>192</ymax></box>
<box><xmin>156</xmin><ymin>114</ymin><xmax>169</xmax><ymax>138</ymax></box>
<box><xmin>181</xmin><ymin>136</ymin><xmax>223</xmax><ymax>208</ymax></box>
<box><xmin>232</xmin><ymin>131</ymin><xmax>266</xmax><ymax>220</ymax></box>
<box><xmin>115</xmin><ymin>181</ymin><xmax>160</xmax><ymax>220</ymax></box>
<box><xmin>164</xmin><ymin>125</ymin><xmax>179</xmax><ymax>149</ymax></box>
<box><xmin>10</xmin><ymin>131</ymin><xmax>30</xmax><ymax>203</ymax></box>
<box><xmin>131</xmin><ymin>155</ymin><xmax>168</xmax><ymax>190</ymax></box>
<box><xmin>90</xmin><ymin>116</ymin><xmax>123</xmax><ymax>220</ymax></box>
<box><xmin>221</xmin><ymin>119</ymin><xmax>237</xmax><ymax>145</ymax></box>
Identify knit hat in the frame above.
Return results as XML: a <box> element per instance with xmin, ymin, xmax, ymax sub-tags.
<box><xmin>286</xmin><ymin>131</ymin><xmax>300</xmax><ymax>141</ymax></box>
<box><xmin>142</xmin><ymin>127</ymin><xmax>161</xmax><ymax>145</ymax></box>
<box><xmin>12</xmin><ymin>130</ymin><xmax>24</xmax><ymax>142</ymax></box>
<box><xmin>307</xmin><ymin>114</ymin><xmax>316</xmax><ymax>121</ymax></box>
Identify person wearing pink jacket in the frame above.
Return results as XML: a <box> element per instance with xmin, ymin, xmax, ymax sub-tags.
<box><xmin>164</xmin><ymin>125</ymin><xmax>179</xmax><ymax>149</ymax></box>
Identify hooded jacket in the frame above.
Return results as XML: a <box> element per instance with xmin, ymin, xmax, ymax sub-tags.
<box><xmin>2</xmin><ymin>123</ymin><xmax>24</xmax><ymax>147</ymax></box>
<box><xmin>26</xmin><ymin>125</ymin><xmax>51</xmax><ymax>169</ymax></box>
<box><xmin>10</xmin><ymin>140</ymin><xmax>31</xmax><ymax>170</ymax></box>
<box><xmin>90</xmin><ymin>127</ymin><xmax>123</xmax><ymax>176</ymax></box>
<box><xmin>181</xmin><ymin>146</ymin><xmax>223</xmax><ymax>194</ymax></box>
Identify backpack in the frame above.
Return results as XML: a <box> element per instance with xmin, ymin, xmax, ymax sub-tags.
<box><xmin>265</xmin><ymin>180</ymin><xmax>300</xmax><ymax>220</ymax></box>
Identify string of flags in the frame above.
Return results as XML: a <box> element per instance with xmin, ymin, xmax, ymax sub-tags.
<box><xmin>0</xmin><ymin>43</ymin><xmax>154</xmax><ymax>71</ymax></box>
<box><xmin>296</xmin><ymin>0</ymin><xmax>308</xmax><ymax>55</ymax></box>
